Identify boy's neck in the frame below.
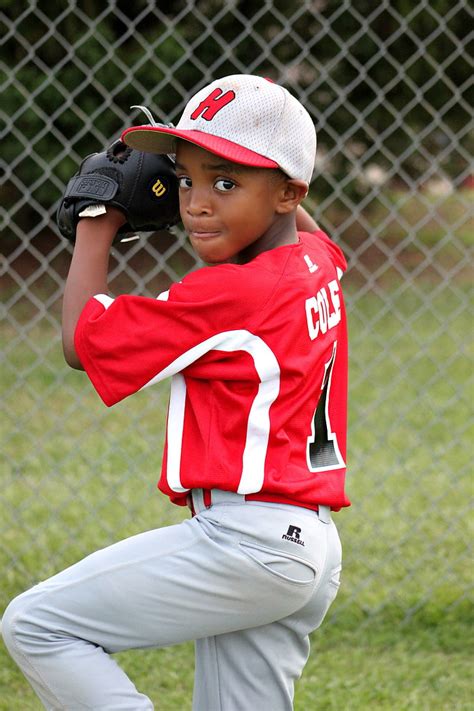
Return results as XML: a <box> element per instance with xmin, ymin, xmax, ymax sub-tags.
<box><xmin>234</xmin><ymin>213</ymin><xmax>298</xmax><ymax>265</ymax></box>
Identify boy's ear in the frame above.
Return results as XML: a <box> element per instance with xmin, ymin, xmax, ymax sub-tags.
<box><xmin>276</xmin><ymin>179</ymin><xmax>309</xmax><ymax>214</ymax></box>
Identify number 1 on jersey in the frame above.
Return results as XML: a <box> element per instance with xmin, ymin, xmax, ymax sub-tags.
<box><xmin>307</xmin><ymin>342</ymin><xmax>345</xmax><ymax>472</ymax></box>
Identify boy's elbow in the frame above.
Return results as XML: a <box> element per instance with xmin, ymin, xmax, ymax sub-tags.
<box><xmin>62</xmin><ymin>342</ymin><xmax>84</xmax><ymax>370</ymax></box>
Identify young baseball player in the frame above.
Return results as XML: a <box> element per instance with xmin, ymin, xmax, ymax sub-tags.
<box><xmin>2</xmin><ymin>74</ymin><xmax>350</xmax><ymax>710</ymax></box>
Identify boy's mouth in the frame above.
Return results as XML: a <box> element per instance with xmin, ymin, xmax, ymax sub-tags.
<box><xmin>189</xmin><ymin>228</ymin><xmax>221</xmax><ymax>240</ymax></box>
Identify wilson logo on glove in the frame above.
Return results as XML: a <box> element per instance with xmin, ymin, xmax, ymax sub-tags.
<box><xmin>151</xmin><ymin>179</ymin><xmax>167</xmax><ymax>198</ymax></box>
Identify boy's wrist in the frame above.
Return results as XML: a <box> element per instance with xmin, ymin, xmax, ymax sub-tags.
<box><xmin>75</xmin><ymin>207</ymin><xmax>127</xmax><ymax>244</ymax></box>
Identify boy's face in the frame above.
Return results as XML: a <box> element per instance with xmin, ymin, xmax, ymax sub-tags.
<box><xmin>175</xmin><ymin>142</ymin><xmax>296</xmax><ymax>265</ymax></box>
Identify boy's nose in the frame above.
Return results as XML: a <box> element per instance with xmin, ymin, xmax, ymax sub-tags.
<box><xmin>185</xmin><ymin>188</ymin><xmax>212</xmax><ymax>216</ymax></box>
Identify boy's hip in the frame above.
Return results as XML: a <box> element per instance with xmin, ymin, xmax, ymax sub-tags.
<box><xmin>190</xmin><ymin>488</ymin><xmax>341</xmax><ymax>585</ymax></box>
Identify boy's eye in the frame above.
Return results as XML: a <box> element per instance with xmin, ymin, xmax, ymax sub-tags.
<box><xmin>178</xmin><ymin>176</ymin><xmax>192</xmax><ymax>189</ymax></box>
<box><xmin>215</xmin><ymin>178</ymin><xmax>236</xmax><ymax>192</ymax></box>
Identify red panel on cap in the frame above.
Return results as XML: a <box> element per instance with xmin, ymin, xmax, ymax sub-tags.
<box><xmin>122</xmin><ymin>125</ymin><xmax>279</xmax><ymax>170</ymax></box>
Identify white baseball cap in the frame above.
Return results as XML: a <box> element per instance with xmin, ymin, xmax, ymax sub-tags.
<box><xmin>122</xmin><ymin>74</ymin><xmax>317</xmax><ymax>184</ymax></box>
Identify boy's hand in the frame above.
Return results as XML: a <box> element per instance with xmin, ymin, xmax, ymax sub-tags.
<box><xmin>57</xmin><ymin>139</ymin><xmax>180</xmax><ymax>244</ymax></box>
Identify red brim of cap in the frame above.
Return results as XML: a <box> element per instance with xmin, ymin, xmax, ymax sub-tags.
<box><xmin>121</xmin><ymin>125</ymin><xmax>279</xmax><ymax>170</ymax></box>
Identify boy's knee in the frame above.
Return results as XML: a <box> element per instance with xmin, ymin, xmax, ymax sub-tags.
<box><xmin>2</xmin><ymin>594</ymin><xmax>23</xmax><ymax>653</ymax></box>
<box><xmin>1</xmin><ymin>589</ymin><xmax>40</xmax><ymax>657</ymax></box>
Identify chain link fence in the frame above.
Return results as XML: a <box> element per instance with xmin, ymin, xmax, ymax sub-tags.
<box><xmin>1</xmin><ymin>0</ymin><xmax>473</xmax><ymax>633</ymax></box>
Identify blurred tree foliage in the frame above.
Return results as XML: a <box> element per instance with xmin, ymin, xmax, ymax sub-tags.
<box><xmin>1</xmin><ymin>0</ymin><xmax>471</xmax><ymax>243</ymax></box>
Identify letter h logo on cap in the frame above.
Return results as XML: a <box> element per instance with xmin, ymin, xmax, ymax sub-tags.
<box><xmin>190</xmin><ymin>88</ymin><xmax>236</xmax><ymax>121</ymax></box>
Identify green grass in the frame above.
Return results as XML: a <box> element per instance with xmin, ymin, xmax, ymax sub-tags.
<box><xmin>322</xmin><ymin>188</ymin><xmax>474</xmax><ymax>249</ymax></box>
<box><xmin>1</xmin><ymin>276</ymin><xmax>473</xmax><ymax>709</ymax></box>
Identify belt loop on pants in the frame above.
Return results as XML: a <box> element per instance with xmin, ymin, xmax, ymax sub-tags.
<box><xmin>189</xmin><ymin>489</ymin><xmax>205</xmax><ymax>514</ymax></box>
<box><xmin>317</xmin><ymin>505</ymin><xmax>331</xmax><ymax>524</ymax></box>
<box><xmin>189</xmin><ymin>489</ymin><xmax>245</xmax><ymax>515</ymax></box>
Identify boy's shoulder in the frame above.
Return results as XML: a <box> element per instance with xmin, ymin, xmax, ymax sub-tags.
<box><xmin>298</xmin><ymin>229</ymin><xmax>347</xmax><ymax>274</ymax></box>
<box><xmin>169</xmin><ymin>230</ymin><xmax>346</xmax><ymax>303</ymax></box>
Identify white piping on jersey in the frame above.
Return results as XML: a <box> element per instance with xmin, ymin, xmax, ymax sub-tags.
<box><xmin>92</xmin><ymin>293</ymin><xmax>281</xmax><ymax>494</ymax></box>
<box><xmin>93</xmin><ymin>294</ymin><xmax>114</xmax><ymax>309</ymax></box>
<box><xmin>139</xmin><ymin>330</ymin><xmax>281</xmax><ymax>495</ymax></box>
<box><xmin>167</xmin><ymin>373</ymin><xmax>187</xmax><ymax>491</ymax></box>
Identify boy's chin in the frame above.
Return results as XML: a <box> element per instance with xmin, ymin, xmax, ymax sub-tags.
<box><xmin>202</xmin><ymin>256</ymin><xmax>233</xmax><ymax>266</ymax></box>
<box><xmin>196</xmin><ymin>249</ymin><xmax>234</xmax><ymax>265</ymax></box>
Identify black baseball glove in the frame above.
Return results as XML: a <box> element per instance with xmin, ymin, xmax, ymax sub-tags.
<box><xmin>56</xmin><ymin>140</ymin><xmax>180</xmax><ymax>243</ymax></box>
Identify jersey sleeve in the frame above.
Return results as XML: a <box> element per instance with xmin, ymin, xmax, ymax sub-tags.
<box><xmin>74</xmin><ymin>266</ymin><xmax>263</xmax><ymax>407</ymax></box>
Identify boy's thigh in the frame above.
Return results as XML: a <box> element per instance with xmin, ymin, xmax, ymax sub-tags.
<box><xmin>3</xmin><ymin>517</ymin><xmax>211</xmax><ymax>653</ymax></box>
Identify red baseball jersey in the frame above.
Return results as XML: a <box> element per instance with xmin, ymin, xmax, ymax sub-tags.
<box><xmin>75</xmin><ymin>230</ymin><xmax>350</xmax><ymax>511</ymax></box>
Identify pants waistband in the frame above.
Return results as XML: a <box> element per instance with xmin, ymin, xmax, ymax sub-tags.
<box><xmin>188</xmin><ymin>489</ymin><xmax>331</xmax><ymax>524</ymax></box>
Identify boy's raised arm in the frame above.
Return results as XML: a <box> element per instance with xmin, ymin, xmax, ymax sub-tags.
<box><xmin>62</xmin><ymin>208</ymin><xmax>126</xmax><ymax>369</ymax></box>
<box><xmin>296</xmin><ymin>205</ymin><xmax>320</xmax><ymax>232</ymax></box>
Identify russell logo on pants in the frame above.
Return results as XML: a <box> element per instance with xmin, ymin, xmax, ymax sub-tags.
<box><xmin>282</xmin><ymin>525</ymin><xmax>305</xmax><ymax>546</ymax></box>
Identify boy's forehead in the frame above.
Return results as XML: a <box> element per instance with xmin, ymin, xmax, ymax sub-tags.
<box><xmin>175</xmin><ymin>142</ymin><xmax>251</xmax><ymax>174</ymax></box>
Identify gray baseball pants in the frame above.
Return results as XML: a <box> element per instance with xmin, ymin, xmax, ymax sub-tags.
<box><xmin>1</xmin><ymin>490</ymin><xmax>342</xmax><ymax>710</ymax></box>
